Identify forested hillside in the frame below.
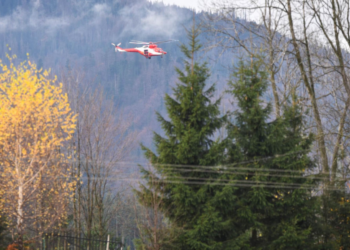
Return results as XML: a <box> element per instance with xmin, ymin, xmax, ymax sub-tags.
<box><xmin>4</xmin><ymin>0</ymin><xmax>350</xmax><ymax>249</ymax></box>
<box><xmin>0</xmin><ymin>2</ymin><xmax>241</xmax><ymax>248</ymax></box>
<box><xmin>0</xmin><ymin>0</ymin><xmax>235</xmax><ymax>153</ymax></box>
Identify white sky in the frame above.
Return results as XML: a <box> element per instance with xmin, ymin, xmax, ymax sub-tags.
<box><xmin>149</xmin><ymin>0</ymin><xmax>203</xmax><ymax>11</ymax></box>
<box><xmin>149</xmin><ymin>0</ymin><xmax>350</xmax><ymax>52</ymax></box>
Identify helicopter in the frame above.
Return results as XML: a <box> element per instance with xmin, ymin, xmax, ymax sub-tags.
<box><xmin>111</xmin><ymin>40</ymin><xmax>177</xmax><ymax>59</ymax></box>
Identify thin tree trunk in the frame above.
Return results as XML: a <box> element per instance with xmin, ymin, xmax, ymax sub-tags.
<box><xmin>17</xmin><ymin>181</ymin><xmax>24</xmax><ymax>250</ymax></box>
<box><xmin>269</xmin><ymin>54</ymin><xmax>280</xmax><ymax>117</ymax></box>
<box><xmin>330</xmin><ymin>97</ymin><xmax>350</xmax><ymax>181</ymax></box>
<box><xmin>286</xmin><ymin>0</ymin><xmax>329</xmax><ymax>173</ymax></box>
<box><xmin>310</xmin><ymin>0</ymin><xmax>350</xmax><ymax>179</ymax></box>
<box><xmin>86</xmin><ymin>161</ymin><xmax>92</xmax><ymax>250</ymax></box>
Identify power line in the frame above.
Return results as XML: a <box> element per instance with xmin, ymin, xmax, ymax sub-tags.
<box><xmin>150</xmin><ymin>167</ymin><xmax>328</xmax><ymax>180</ymax></box>
<box><xmin>152</xmin><ymin>176</ymin><xmax>317</xmax><ymax>188</ymax></box>
<box><xmin>72</xmin><ymin>168</ymin><xmax>330</xmax><ymax>182</ymax></box>
<box><xmin>6</xmin><ymin>148</ymin><xmax>350</xmax><ymax>191</ymax></box>
<box><xmin>66</xmin><ymin>175</ymin><xmax>350</xmax><ymax>192</ymax></box>
<box><xmin>21</xmin><ymin>162</ymin><xmax>341</xmax><ymax>184</ymax></box>
<box><xmin>146</xmin><ymin>150</ymin><xmax>312</xmax><ymax>173</ymax></box>
<box><xmin>67</xmin><ymin>149</ymin><xmax>312</xmax><ymax>173</ymax></box>
<box><xmin>72</xmin><ymin>176</ymin><xmax>317</xmax><ymax>187</ymax></box>
<box><xmin>92</xmin><ymin>177</ymin><xmax>348</xmax><ymax>191</ymax></box>
<box><xmin>15</xmin><ymin>173</ymin><xmax>346</xmax><ymax>191</ymax></box>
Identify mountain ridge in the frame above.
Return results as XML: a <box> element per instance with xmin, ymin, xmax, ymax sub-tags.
<box><xmin>0</xmin><ymin>0</ymin><xmax>237</xmax><ymax>155</ymax></box>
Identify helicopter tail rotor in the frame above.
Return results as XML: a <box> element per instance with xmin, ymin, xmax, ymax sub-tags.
<box><xmin>112</xmin><ymin>43</ymin><xmax>122</xmax><ymax>52</ymax></box>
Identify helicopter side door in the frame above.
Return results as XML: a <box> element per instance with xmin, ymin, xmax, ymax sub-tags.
<box><xmin>142</xmin><ymin>45</ymin><xmax>149</xmax><ymax>58</ymax></box>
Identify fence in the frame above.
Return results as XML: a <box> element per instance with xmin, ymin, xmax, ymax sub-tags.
<box><xmin>42</xmin><ymin>232</ymin><xmax>122</xmax><ymax>250</ymax></box>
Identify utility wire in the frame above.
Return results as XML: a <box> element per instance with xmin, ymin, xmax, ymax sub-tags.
<box><xmin>66</xmin><ymin>175</ymin><xmax>350</xmax><ymax>192</ymax></box>
<box><xmin>56</xmin><ymin>164</ymin><xmax>324</xmax><ymax>179</ymax></box>
<box><xmin>32</xmin><ymin>161</ymin><xmax>342</xmax><ymax>184</ymax></box>
<box><xmin>71</xmin><ymin>176</ymin><xmax>317</xmax><ymax>187</ymax></box>
<box><xmin>150</xmin><ymin>176</ymin><xmax>317</xmax><ymax>187</ymax></box>
<box><xmin>67</xmin><ymin>149</ymin><xmax>311</xmax><ymax>173</ymax></box>
<box><xmin>90</xmin><ymin>177</ymin><xmax>348</xmax><ymax>191</ymax></box>
<box><xmin>6</xmin><ymin>149</ymin><xmax>350</xmax><ymax>190</ymax></box>
<box><xmin>149</xmin><ymin>150</ymin><xmax>310</xmax><ymax>171</ymax></box>
<box><xmin>148</xmin><ymin>167</ymin><xmax>329</xmax><ymax>180</ymax></box>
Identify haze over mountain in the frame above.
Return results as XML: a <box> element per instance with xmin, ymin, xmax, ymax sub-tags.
<box><xmin>0</xmin><ymin>0</ymin><xmax>237</xmax><ymax>158</ymax></box>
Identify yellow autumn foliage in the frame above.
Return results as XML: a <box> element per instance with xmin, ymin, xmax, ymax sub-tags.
<box><xmin>0</xmin><ymin>53</ymin><xmax>77</xmax><ymax>241</ymax></box>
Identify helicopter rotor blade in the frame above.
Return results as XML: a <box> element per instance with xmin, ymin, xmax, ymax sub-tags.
<box><xmin>130</xmin><ymin>40</ymin><xmax>149</xmax><ymax>45</ymax></box>
<box><xmin>130</xmin><ymin>40</ymin><xmax>147</xmax><ymax>43</ymax></box>
<box><xmin>129</xmin><ymin>42</ymin><xmax>149</xmax><ymax>45</ymax></box>
<box><xmin>152</xmin><ymin>39</ymin><xmax>178</xmax><ymax>44</ymax></box>
<box><xmin>129</xmin><ymin>40</ymin><xmax>178</xmax><ymax>45</ymax></box>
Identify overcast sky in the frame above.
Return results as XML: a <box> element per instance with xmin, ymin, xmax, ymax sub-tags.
<box><xmin>149</xmin><ymin>0</ymin><xmax>203</xmax><ymax>11</ymax></box>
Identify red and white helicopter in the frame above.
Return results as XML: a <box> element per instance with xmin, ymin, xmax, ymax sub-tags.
<box><xmin>111</xmin><ymin>40</ymin><xmax>177</xmax><ymax>59</ymax></box>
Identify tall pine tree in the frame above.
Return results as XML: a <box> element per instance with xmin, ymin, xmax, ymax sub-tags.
<box><xmin>136</xmin><ymin>18</ymin><xmax>239</xmax><ymax>250</ymax></box>
<box><xmin>226</xmin><ymin>60</ymin><xmax>318</xmax><ymax>249</ymax></box>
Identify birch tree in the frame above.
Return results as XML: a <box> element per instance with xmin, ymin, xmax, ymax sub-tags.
<box><xmin>0</xmin><ymin>54</ymin><xmax>77</xmax><ymax>249</ymax></box>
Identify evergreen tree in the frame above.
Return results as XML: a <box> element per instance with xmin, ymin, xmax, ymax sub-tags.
<box><xmin>136</xmin><ymin>20</ymin><xmax>237</xmax><ymax>250</ymax></box>
<box><xmin>0</xmin><ymin>205</ymin><xmax>10</xmax><ymax>250</ymax></box>
<box><xmin>226</xmin><ymin>60</ymin><xmax>318</xmax><ymax>249</ymax></box>
<box><xmin>317</xmin><ymin>181</ymin><xmax>350</xmax><ymax>249</ymax></box>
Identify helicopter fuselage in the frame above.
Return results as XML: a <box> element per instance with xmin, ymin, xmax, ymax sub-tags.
<box><xmin>115</xmin><ymin>44</ymin><xmax>167</xmax><ymax>59</ymax></box>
